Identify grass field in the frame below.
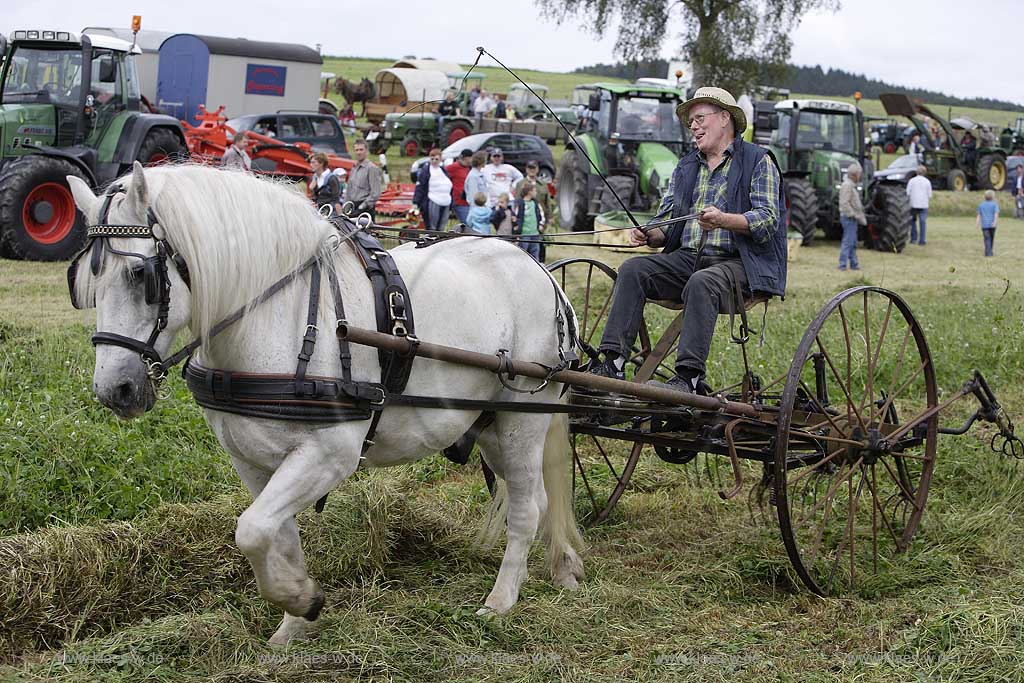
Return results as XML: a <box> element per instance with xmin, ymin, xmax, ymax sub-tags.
<box><xmin>1</xmin><ymin>210</ymin><xmax>1023</xmax><ymax>681</ymax></box>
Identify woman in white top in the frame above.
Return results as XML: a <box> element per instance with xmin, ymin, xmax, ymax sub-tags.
<box><xmin>413</xmin><ymin>147</ymin><xmax>453</xmax><ymax>230</ymax></box>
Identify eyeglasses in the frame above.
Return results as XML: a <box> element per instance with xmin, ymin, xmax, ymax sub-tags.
<box><xmin>687</xmin><ymin>111</ymin><xmax>723</xmax><ymax>128</ymax></box>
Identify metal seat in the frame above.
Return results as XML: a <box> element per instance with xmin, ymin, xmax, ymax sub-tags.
<box><xmin>649</xmin><ymin>293</ymin><xmax>770</xmax><ymax>313</ymax></box>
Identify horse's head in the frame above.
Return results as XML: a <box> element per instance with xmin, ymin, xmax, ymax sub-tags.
<box><xmin>67</xmin><ymin>162</ymin><xmax>192</xmax><ymax>418</ymax></box>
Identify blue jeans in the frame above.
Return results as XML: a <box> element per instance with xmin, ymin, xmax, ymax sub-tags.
<box><xmin>518</xmin><ymin>233</ymin><xmax>542</xmax><ymax>261</ymax></box>
<box><xmin>452</xmin><ymin>204</ymin><xmax>470</xmax><ymax>226</ymax></box>
<box><xmin>983</xmin><ymin>228</ymin><xmax>995</xmax><ymax>256</ymax></box>
<box><xmin>426</xmin><ymin>201</ymin><xmax>450</xmax><ymax>230</ymax></box>
<box><xmin>839</xmin><ymin>217</ymin><xmax>860</xmax><ymax>269</ymax></box>
<box><xmin>911</xmin><ymin>208</ymin><xmax>928</xmax><ymax>244</ymax></box>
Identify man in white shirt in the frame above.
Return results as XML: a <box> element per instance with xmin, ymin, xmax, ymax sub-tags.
<box><xmin>906</xmin><ymin>165</ymin><xmax>932</xmax><ymax>245</ymax></box>
<box><xmin>481</xmin><ymin>148</ymin><xmax>523</xmax><ymax>207</ymax></box>
<box><xmin>472</xmin><ymin>90</ymin><xmax>495</xmax><ymax>117</ymax></box>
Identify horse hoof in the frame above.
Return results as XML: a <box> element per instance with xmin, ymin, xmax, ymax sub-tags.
<box><xmin>475</xmin><ymin>606</ymin><xmax>498</xmax><ymax>618</ymax></box>
<box><xmin>553</xmin><ymin>573</ymin><xmax>580</xmax><ymax>591</ymax></box>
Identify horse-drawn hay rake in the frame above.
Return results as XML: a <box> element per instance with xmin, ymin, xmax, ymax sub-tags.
<box><xmin>338</xmin><ymin>253</ymin><xmax>1021</xmax><ymax>597</ymax></box>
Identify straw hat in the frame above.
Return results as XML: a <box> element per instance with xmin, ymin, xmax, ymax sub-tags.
<box><xmin>677</xmin><ymin>86</ymin><xmax>747</xmax><ymax>134</ymax></box>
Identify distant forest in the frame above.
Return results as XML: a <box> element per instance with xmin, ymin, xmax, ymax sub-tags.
<box><xmin>575</xmin><ymin>59</ymin><xmax>1022</xmax><ymax>112</ymax></box>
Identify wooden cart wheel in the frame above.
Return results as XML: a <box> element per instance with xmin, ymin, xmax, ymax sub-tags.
<box><xmin>774</xmin><ymin>286</ymin><xmax>937</xmax><ymax>596</ymax></box>
<box><xmin>545</xmin><ymin>257</ymin><xmax>671</xmax><ymax>378</ymax></box>
<box><xmin>571</xmin><ymin>430</ymin><xmax>643</xmax><ymax>526</ymax></box>
<box><xmin>546</xmin><ymin>257</ymin><xmax>674</xmax><ymax>523</ymax></box>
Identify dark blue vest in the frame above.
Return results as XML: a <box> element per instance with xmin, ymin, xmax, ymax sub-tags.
<box><xmin>663</xmin><ymin>137</ymin><xmax>788</xmax><ymax>298</ymax></box>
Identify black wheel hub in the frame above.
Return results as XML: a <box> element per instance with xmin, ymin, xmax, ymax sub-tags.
<box><xmin>848</xmin><ymin>425</ymin><xmax>890</xmax><ymax>465</ymax></box>
<box><xmin>31</xmin><ymin>200</ymin><xmax>54</xmax><ymax>224</ymax></box>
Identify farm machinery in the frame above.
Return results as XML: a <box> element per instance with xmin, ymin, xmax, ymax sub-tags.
<box><xmin>556</xmin><ymin>83</ymin><xmax>688</xmax><ymax>232</ymax></box>
<box><xmin>881</xmin><ymin>92</ymin><xmax>1008</xmax><ymax>192</ymax></box>
<box><xmin>182</xmin><ymin>106</ymin><xmax>422</xmax><ymax>234</ymax></box>
<box><xmin>757</xmin><ymin>98</ymin><xmax>912</xmax><ymax>251</ymax></box>
<box><xmin>0</xmin><ymin>28</ymin><xmax>186</xmax><ymax>260</ymax></box>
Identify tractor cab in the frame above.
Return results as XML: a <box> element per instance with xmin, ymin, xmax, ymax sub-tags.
<box><xmin>556</xmin><ymin>83</ymin><xmax>688</xmax><ymax>231</ymax></box>
<box><xmin>0</xmin><ymin>25</ymin><xmax>185</xmax><ymax>261</ymax></box>
<box><xmin>756</xmin><ymin>97</ymin><xmax>912</xmax><ymax>251</ymax></box>
<box><xmin>0</xmin><ymin>31</ymin><xmax>142</xmax><ymax>154</ymax></box>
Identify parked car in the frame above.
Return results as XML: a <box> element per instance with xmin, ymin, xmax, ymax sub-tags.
<box><xmin>408</xmin><ymin>132</ymin><xmax>556</xmax><ymax>183</ymax></box>
<box><xmin>226</xmin><ymin>112</ymin><xmax>350</xmax><ymax>157</ymax></box>
<box><xmin>874</xmin><ymin>153</ymin><xmax>922</xmax><ymax>182</ymax></box>
<box><xmin>1003</xmin><ymin>155</ymin><xmax>1024</xmax><ymax>192</ymax></box>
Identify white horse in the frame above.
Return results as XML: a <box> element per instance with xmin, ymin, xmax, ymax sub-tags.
<box><xmin>68</xmin><ymin>162</ymin><xmax>584</xmax><ymax>645</ymax></box>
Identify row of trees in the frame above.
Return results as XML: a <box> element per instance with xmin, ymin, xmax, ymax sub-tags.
<box><xmin>573</xmin><ymin>60</ymin><xmax>1022</xmax><ymax>113</ymax></box>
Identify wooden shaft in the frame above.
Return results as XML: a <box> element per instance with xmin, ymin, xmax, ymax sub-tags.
<box><xmin>336</xmin><ymin>323</ymin><xmax>759</xmax><ymax>418</ymax></box>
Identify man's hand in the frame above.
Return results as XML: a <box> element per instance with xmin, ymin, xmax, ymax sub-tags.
<box><xmin>631</xmin><ymin>226</ymin><xmax>665</xmax><ymax>248</ymax></box>
<box><xmin>698</xmin><ymin>206</ymin><xmax>726</xmax><ymax>230</ymax></box>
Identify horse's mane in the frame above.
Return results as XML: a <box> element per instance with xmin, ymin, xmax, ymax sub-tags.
<box><xmin>145</xmin><ymin>165</ymin><xmax>341</xmax><ymax>343</ymax></box>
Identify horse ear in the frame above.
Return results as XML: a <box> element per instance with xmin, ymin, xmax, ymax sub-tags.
<box><xmin>127</xmin><ymin>161</ymin><xmax>149</xmax><ymax>215</ymax></box>
<box><xmin>67</xmin><ymin>175</ymin><xmax>100</xmax><ymax>220</ymax></box>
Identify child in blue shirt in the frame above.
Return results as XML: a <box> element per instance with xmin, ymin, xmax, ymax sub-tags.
<box><xmin>976</xmin><ymin>190</ymin><xmax>1000</xmax><ymax>257</ymax></box>
<box><xmin>466</xmin><ymin>192</ymin><xmax>493</xmax><ymax>235</ymax></box>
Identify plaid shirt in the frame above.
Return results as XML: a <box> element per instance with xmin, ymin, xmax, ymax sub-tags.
<box><xmin>652</xmin><ymin>143</ymin><xmax>780</xmax><ymax>256</ymax></box>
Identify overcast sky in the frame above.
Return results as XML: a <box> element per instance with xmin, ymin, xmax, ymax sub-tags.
<box><xmin>7</xmin><ymin>0</ymin><xmax>1022</xmax><ymax>106</ymax></box>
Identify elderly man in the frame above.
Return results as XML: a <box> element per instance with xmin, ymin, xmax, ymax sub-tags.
<box><xmin>343</xmin><ymin>139</ymin><xmax>383</xmax><ymax>219</ymax></box>
<box><xmin>221</xmin><ymin>133</ymin><xmax>251</xmax><ymax>171</ymax></box>
<box><xmin>838</xmin><ymin>163</ymin><xmax>867</xmax><ymax>269</ymax></box>
<box><xmin>906</xmin><ymin>165</ymin><xmax>932</xmax><ymax>245</ymax></box>
<box><xmin>588</xmin><ymin>87</ymin><xmax>786</xmax><ymax>394</ymax></box>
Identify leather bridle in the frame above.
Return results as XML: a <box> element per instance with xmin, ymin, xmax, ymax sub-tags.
<box><xmin>67</xmin><ymin>185</ymin><xmax>191</xmax><ymax>392</ymax></box>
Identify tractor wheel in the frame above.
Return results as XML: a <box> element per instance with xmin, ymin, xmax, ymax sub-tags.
<box><xmin>136</xmin><ymin>127</ymin><xmax>186</xmax><ymax>165</ymax></box>
<box><xmin>869</xmin><ymin>184</ymin><xmax>912</xmax><ymax>253</ymax></box>
<box><xmin>976</xmin><ymin>155</ymin><xmax>1006</xmax><ymax>191</ymax></box>
<box><xmin>0</xmin><ymin>156</ymin><xmax>88</xmax><ymax>261</ymax></box>
<box><xmin>946</xmin><ymin>169</ymin><xmax>967</xmax><ymax>192</ymax></box>
<box><xmin>883</xmin><ymin>142</ymin><xmax>896</xmax><ymax>154</ymax></box>
<box><xmin>442</xmin><ymin>121</ymin><xmax>472</xmax><ymax>147</ymax></box>
<box><xmin>556</xmin><ymin>148</ymin><xmax>593</xmax><ymax>231</ymax></box>
<box><xmin>785</xmin><ymin>177</ymin><xmax>819</xmax><ymax>246</ymax></box>
<box><xmin>399</xmin><ymin>137</ymin><xmax>420</xmax><ymax>158</ymax></box>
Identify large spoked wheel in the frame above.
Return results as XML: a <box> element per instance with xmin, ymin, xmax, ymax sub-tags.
<box><xmin>774</xmin><ymin>286</ymin><xmax>937</xmax><ymax>596</ymax></box>
<box><xmin>547</xmin><ymin>257</ymin><xmax>674</xmax><ymax>524</ymax></box>
<box><xmin>571</xmin><ymin>432</ymin><xmax>643</xmax><ymax>526</ymax></box>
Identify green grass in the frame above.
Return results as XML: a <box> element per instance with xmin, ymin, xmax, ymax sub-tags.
<box><xmin>2</xmin><ymin>213</ymin><xmax>1023</xmax><ymax>680</ymax></box>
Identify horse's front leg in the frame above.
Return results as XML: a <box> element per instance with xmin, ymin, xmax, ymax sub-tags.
<box><xmin>234</xmin><ymin>439</ymin><xmax>360</xmax><ymax>646</ymax></box>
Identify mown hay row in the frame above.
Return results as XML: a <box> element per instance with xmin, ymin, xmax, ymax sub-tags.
<box><xmin>0</xmin><ymin>470</ymin><xmax>465</xmax><ymax>661</ymax></box>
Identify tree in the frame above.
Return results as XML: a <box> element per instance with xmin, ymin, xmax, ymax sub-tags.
<box><xmin>541</xmin><ymin>0</ymin><xmax>840</xmax><ymax>95</ymax></box>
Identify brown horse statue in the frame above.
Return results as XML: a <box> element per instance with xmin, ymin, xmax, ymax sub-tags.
<box><xmin>335</xmin><ymin>77</ymin><xmax>376</xmax><ymax>117</ymax></box>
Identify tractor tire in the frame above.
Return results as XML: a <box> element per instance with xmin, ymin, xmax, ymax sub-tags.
<box><xmin>976</xmin><ymin>154</ymin><xmax>1006</xmax><ymax>191</ymax></box>
<box><xmin>869</xmin><ymin>184</ymin><xmax>912</xmax><ymax>253</ymax></box>
<box><xmin>785</xmin><ymin>177</ymin><xmax>819</xmax><ymax>246</ymax></box>
<box><xmin>556</xmin><ymin>149</ymin><xmax>593</xmax><ymax>232</ymax></box>
<box><xmin>946</xmin><ymin>169</ymin><xmax>967</xmax><ymax>192</ymax></box>
<box><xmin>399</xmin><ymin>137</ymin><xmax>420</xmax><ymax>158</ymax></box>
<box><xmin>0</xmin><ymin>155</ymin><xmax>88</xmax><ymax>261</ymax></box>
<box><xmin>884</xmin><ymin>142</ymin><xmax>896</xmax><ymax>154</ymax></box>
<box><xmin>442</xmin><ymin>121</ymin><xmax>472</xmax><ymax>147</ymax></box>
<box><xmin>136</xmin><ymin>127</ymin><xmax>186</xmax><ymax>165</ymax></box>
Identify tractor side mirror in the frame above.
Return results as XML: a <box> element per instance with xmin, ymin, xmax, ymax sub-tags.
<box><xmin>588</xmin><ymin>93</ymin><xmax>601</xmax><ymax>112</ymax></box>
<box><xmin>0</xmin><ymin>36</ymin><xmax>7</xmax><ymax>60</ymax></box>
<box><xmin>98</xmin><ymin>56</ymin><xmax>117</xmax><ymax>83</ymax></box>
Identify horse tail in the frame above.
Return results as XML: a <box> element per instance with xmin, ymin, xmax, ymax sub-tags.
<box><xmin>476</xmin><ymin>411</ymin><xmax>583</xmax><ymax>561</ymax></box>
<box><xmin>540</xmin><ymin>411</ymin><xmax>585</xmax><ymax>578</ymax></box>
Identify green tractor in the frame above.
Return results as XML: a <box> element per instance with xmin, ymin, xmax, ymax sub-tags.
<box><xmin>880</xmin><ymin>92</ymin><xmax>1007</xmax><ymax>192</ymax></box>
<box><xmin>761</xmin><ymin>98</ymin><xmax>911</xmax><ymax>251</ymax></box>
<box><xmin>557</xmin><ymin>83</ymin><xmax>687</xmax><ymax>231</ymax></box>
<box><xmin>370</xmin><ymin>71</ymin><xmax>483</xmax><ymax>157</ymax></box>
<box><xmin>0</xmin><ymin>29</ymin><xmax>186</xmax><ymax>260</ymax></box>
